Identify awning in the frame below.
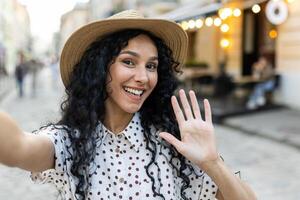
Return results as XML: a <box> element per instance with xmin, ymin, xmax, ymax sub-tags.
<box><xmin>156</xmin><ymin>0</ymin><xmax>269</xmax><ymax>22</ymax></box>
<box><xmin>242</xmin><ymin>0</ymin><xmax>269</xmax><ymax>9</ymax></box>
<box><xmin>157</xmin><ymin>2</ymin><xmax>222</xmax><ymax>22</ymax></box>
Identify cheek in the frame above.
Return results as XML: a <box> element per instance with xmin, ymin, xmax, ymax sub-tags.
<box><xmin>151</xmin><ymin>73</ymin><xmax>158</xmax><ymax>89</ymax></box>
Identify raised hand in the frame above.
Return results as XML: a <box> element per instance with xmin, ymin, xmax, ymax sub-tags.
<box><xmin>159</xmin><ymin>89</ymin><xmax>219</xmax><ymax>168</ymax></box>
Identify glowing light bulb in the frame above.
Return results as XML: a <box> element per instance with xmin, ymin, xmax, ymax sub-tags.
<box><xmin>252</xmin><ymin>4</ymin><xmax>261</xmax><ymax>13</ymax></box>
<box><xmin>269</xmin><ymin>29</ymin><xmax>278</xmax><ymax>39</ymax></box>
<box><xmin>195</xmin><ymin>19</ymin><xmax>204</xmax><ymax>28</ymax></box>
<box><xmin>220</xmin><ymin>38</ymin><xmax>230</xmax><ymax>49</ymax></box>
<box><xmin>233</xmin><ymin>8</ymin><xmax>241</xmax><ymax>17</ymax></box>
<box><xmin>188</xmin><ymin>20</ymin><xmax>196</xmax><ymax>29</ymax></box>
<box><xmin>219</xmin><ymin>8</ymin><xmax>232</xmax><ymax>20</ymax></box>
<box><xmin>221</xmin><ymin>24</ymin><xmax>230</xmax><ymax>33</ymax></box>
<box><xmin>224</xmin><ymin>8</ymin><xmax>233</xmax><ymax>17</ymax></box>
<box><xmin>205</xmin><ymin>17</ymin><xmax>213</xmax><ymax>27</ymax></box>
<box><xmin>181</xmin><ymin>21</ymin><xmax>189</xmax><ymax>30</ymax></box>
<box><xmin>214</xmin><ymin>17</ymin><xmax>222</xmax><ymax>27</ymax></box>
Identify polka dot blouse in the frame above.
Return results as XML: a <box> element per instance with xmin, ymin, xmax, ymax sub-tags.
<box><xmin>31</xmin><ymin>113</ymin><xmax>218</xmax><ymax>200</ymax></box>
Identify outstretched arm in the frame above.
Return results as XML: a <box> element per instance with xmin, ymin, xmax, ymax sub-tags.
<box><xmin>159</xmin><ymin>89</ymin><xmax>256</xmax><ymax>200</ymax></box>
<box><xmin>0</xmin><ymin>111</ymin><xmax>55</xmax><ymax>172</ymax></box>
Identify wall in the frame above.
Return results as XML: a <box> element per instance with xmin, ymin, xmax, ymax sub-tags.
<box><xmin>277</xmin><ymin>1</ymin><xmax>300</xmax><ymax>109</ymax></box>
<box><xmin>223</xmin><ymin>1</ymin><xmax>243</xmax><ymax>76</ymax></box>
<box><xmin>59</xmin><ymin>4</ymin><xmax>89</xmax><ymax>53</ymax></box>
<box><xmin>0</xmin><ymin>0</ymin><xmax>31</xmax><ymax>73</ymax></box>
<box><xmin>194</xmin><ymin>26</ymin><xmax>219</xmax><ymax>73</ymax></box>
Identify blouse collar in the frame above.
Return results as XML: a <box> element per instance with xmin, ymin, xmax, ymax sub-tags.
<box><xmin>99</xmin><ymin>112</ymin><xmax>144</xmax><ymax>152</ymax></box>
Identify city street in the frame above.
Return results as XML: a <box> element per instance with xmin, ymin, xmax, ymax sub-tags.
<box><xmin>0</xmin><ymin>67</ymin><xmax>300</xmax><ymax>200</ymax></box>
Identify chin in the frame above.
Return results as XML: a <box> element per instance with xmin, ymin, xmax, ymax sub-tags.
<box><xmin>123</xmin><ymin>104</ymin><xmax>143</xmax><ymax>114</ymax></box>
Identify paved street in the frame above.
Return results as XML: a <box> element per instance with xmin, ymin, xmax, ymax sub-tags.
<box><xmin>0</xmin><ymin>67</ymin><xmax>300</xmax><ymax>200</ymax></box>
<box><xmin>0</xmin><ymin>67</ymin><xmax>63</xmax><ymax>200</ymax></box>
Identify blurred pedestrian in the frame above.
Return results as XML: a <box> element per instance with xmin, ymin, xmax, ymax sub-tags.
<box><xmin>0</xmin><ymin>43</ymin><xmax>6</xmax><ymax>76</ymax></box>
<box><xmin>0</xmin><ymin>10</ymin><xmax>256</xmax><ymax>200</ymax></box>
<box><xmin>28</xmin><ymin>59</ymin><xmax>41</xmax><ymax>97</ymax></box>
<box><xmin>247</xmin><ymin>56</ymin><xmax>275</xmax><ymax>109</ymax></box>
<box><xmin>50</xmin><ymin>56</ymin><xmax>59</xmax><ymax>88</ymax></box>
<box><xmin>0</xmin><ymin>67</ymin><xmax>7</xmax><ymax>76</ymax></box>
<box><xmin>14</xmin><ymin>52</ymin><xmax>27</xmax><ymax>97</ymax></box>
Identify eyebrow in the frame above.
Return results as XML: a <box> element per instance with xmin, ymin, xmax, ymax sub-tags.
<box><xmin>120</xmin><ymin>50</ymin><xmax>158</xmax><ymax>61</ymax></box>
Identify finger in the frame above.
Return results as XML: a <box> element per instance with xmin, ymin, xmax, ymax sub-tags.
<box><xmin>204</xmin><ymin>99</ymin><xmax>212</xmax><ymax>123</ymax></box>
<box><xmin>171</xmin><ymin>96</ymin><xmax>185</xmax><ymax>124</ymax></box>
<box><xmin>179</xmin><ymin>89</ymin><xmax>193</xmax><ymax>120</ymax></box>
<box><xmin>189</xmin><ymin>90</ymin><xmax>202</xmax><ymax>120</ymax></box>
<box><xmin>159</xmin><ymin>132</ymin><xmax>184</xmax><ymax>153</ymax></box>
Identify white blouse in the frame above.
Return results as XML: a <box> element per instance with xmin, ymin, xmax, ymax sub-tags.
<box><xmin>31</xmin><ymin>113</ymin><xmax>218</xmax><ymax>200</ymax></box>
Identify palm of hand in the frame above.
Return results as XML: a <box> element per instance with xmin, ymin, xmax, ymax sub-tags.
<box><xmin>160</xmin><ymin>90</ymin><xmax>218</xmax><ymax>168</ymax></box>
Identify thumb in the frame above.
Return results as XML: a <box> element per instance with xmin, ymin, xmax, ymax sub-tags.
<box><xmin>159</xmin><ymin>132</ymin><xmax>183</xmax><ymax>153</ymax></box>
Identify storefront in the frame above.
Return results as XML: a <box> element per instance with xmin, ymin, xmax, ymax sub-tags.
<box><xmin>161</xmin><ymin>0</ymin><xmax>300</xmax><ymax>109</ymax></box>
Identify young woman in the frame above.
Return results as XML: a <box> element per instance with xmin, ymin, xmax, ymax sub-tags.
<box><xmin>0</xmin><ymin>10</ymin><xmax>256</xmax><ymax>200</ymax></box>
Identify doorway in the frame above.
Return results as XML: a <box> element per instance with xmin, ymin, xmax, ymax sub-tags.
<box><xmin>242</xmin><ymin>3</ymin><xmax>276</xmax><ymax>76</ymax></box>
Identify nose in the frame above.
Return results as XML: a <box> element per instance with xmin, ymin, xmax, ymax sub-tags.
<box><xmin>134</xmin><ymin>66</ymin><xmax>149</xmax><ymax>84</ymax></box>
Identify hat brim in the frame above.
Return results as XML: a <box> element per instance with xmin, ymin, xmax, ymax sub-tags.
<box><xmin>60</xmin><ymin>18</ymin><xmax>188</xmax><ymax>86</ymax></box>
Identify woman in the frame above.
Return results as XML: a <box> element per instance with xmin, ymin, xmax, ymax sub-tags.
<box><xmin>0</xmin><ymin>10</ymin><xmax>256</xmax><ymax>200</ymax></box>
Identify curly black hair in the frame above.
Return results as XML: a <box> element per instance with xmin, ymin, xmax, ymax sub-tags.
<box><xmin>54</xmin><ymin>29</ymin><xmax>196</xmax><ymax>200</ymax></box>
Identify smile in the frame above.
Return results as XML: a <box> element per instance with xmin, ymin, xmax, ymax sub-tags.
<box><xmin>123</xmin><ymin>87</ymin><xmax>145</xmax><ymax>96</ymax></box>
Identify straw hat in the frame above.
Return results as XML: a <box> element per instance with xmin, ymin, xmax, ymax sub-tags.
<box><xmin>60</xmin><ymin>9</ymin><xmax>188</xmax><ymax>86</ymax></box>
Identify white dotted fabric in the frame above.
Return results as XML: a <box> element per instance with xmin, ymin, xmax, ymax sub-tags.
<box><xmin>31</xmin><ymin>113</ymin><xmax>218</xmax><ymax>200</ymax></box>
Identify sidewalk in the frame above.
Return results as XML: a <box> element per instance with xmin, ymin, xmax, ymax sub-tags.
<box><xmin>223</xmin><ymin>107</ymin><xmax>300</xmax><ymax>149</ymax></box>
<box><xmin>0</xmin><ymin>76</ymin><xmax>14</xmax><ymax>101</ymax></box>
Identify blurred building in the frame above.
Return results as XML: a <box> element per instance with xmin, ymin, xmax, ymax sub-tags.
<box><xmin>277</xmin><ymin>0</ymin><xmax>300</xmax><ymax>109</ymax></box>
<box><xmin>57</xmin><ymin>0</ymin><xmax>300</xmax><ymax>109</ymax></box>
<box><xmin>88</xmin><ymin>0</ymin><xmax>113</xmax><ymax>21</ymax></box>
<box><xmin>0</xmin><ymin>0</ymin><xmax>31</xmax><ymax>74</ymax></box>
<box><xmin>161</xmin><ymin>0</ymin><xmax>300</xmax><ymax>109</ymax></box>
<box><xmin>59</xmin><ymin>3</ymin><xmax>90</xmax><ymax>53</ymax></box>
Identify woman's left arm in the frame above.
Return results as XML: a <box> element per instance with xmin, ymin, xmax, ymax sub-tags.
<box><xmin>159</xmin><ymin>89</ymin><xmax>256</xmax><ymax>200</ymax></box>
<box><xmin>203</xmin><ymin>157</ymin><xmax>256</xmax><ymax>200</ymax></box>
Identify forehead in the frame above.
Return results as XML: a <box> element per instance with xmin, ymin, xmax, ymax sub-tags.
<box><xmin>122</xmin><ymin>34</ymin><xmax>158</xmax><ymax>56</ymax></box>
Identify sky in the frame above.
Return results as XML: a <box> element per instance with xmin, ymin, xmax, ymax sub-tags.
<box><xmin>17</xmin><ymin>0</ymin><xmax>88</xmax><ymax>50</ymax></box>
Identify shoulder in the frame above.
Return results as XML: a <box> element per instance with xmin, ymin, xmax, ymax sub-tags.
<box><xmin>32</xmin><ymin>124</ymin><xmax>73</xmax><ymax>144</ymax></box>
<box><xmin>33</xmin><ymin>124</ymin><xmax>70</xmax><ymax>134</ymax></box>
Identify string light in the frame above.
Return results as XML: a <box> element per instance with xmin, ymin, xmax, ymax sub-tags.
<box><xmin>219</xmin><ymin>8</ymin><xmax>232</xmax><ymax>20</ymax></box>
<box><xmin>188</xmin><ymin>19</ymin><xmax>196</xmax><ymax>29</ymax></box>
<box><xmin>233</xmin><ymin>8</ymin><xmax>241</xmax><ymax>17</ymax></box>
<box><xmin>195</xmin><ymin>19</ymin><xmax>204</xmax><ymax>28</ymax></box>
<box><xmin>181</xmin><ymin>21</ymin><xmax>189</xmax><ymax>30</ymax></box>
<box><xmin>214</xmin><ymin>17</ymin><xmax>222</xmax><ymax>26</ymax></box>
<box><xmin>218</xmin><ymin>8</ymin><xmax>226</xmax><ymax>20</ymax></box>
<box><xmin>205</xmin><ymin>17</ymin><xmax>214</xmax><ymax>26</ymax></box>
<box><xmin>221</xmin><ymin>24</ymin><xmax>230</xmax><ymax>33</ymax></box>
<box><xmin>220</xmin><ymin>38</ymin><xmax>230</xmax><ymax>49</ymax></box>
<box><xmin>181</xmin><ymin>2</ymin><xmax>268</xmax><ymax>32</ymax></box>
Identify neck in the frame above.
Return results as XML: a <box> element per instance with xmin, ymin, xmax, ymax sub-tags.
<box><xmin>103</xmin><ymin>108</ymin><xmax>134</xmax><ymax>134</ymax></box>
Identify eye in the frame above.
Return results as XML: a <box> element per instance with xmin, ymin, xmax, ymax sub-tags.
<box><xmin>122</xmin><ymin>59</ymin><xmax>135</xmax><ymax>66</ymax></box>
<box><xmin>146</xmin><ymin>63</ymin><xmax>158</xmax><ymax>71</ymax></box>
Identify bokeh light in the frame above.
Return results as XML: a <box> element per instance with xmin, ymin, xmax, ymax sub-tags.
<box><xmin>221</xmin><ymin>24</ymin><xmax>230</xmax><ymax>33</ymax></box>
<box><xmin>252</xmin><ymin>4</ymin><xmax>261</xmax><ymax>14</ymax></box>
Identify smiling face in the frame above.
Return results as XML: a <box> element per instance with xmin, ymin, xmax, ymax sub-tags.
<box><xmin>105</xmin><ymin>34</ymin><xmax>158</xmax><ymax>116</ymax></box>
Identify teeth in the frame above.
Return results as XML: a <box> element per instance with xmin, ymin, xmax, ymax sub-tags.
<box><xmin>124</xmin><ymin>87</ymin><xmax>144</xmax><ymax>96</ymax></box>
